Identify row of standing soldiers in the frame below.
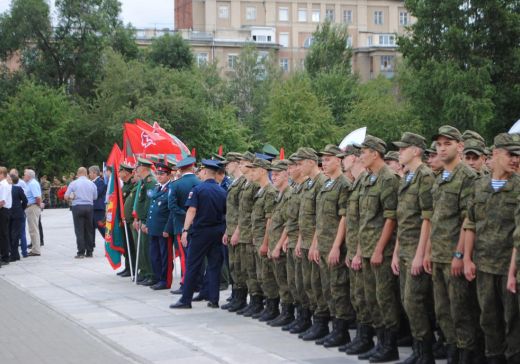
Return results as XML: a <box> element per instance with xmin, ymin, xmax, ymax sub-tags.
<box><xmin>219</xmin><ymin>125</ymin><xmax>520</xmax><ymax>364</ymax></box>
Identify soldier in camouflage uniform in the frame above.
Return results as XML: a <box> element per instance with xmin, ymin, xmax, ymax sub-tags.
<box><xmin>221</xmin><ymin>152</ymin><xmax>248</xmax><ymax>311</ymax></box>
<box><xmin>340</xmin><ymin>145</ymin><xmax>374</xmax><ymax>355</ymax></box>
<box><xmin>384</xmin><ymin>151</ymin><xmax>404</xmax><ymax>178</ymax></box>
<box><xmin>283</xmin><ymin>154</ymin><xmax>312</xmax><ymax>333</ymax></box>
<box><xmin>465</xmin><ymin>134</ymin><xmax>520</xmax><ymax>364</ymax></box>
<box><xmin>428</xmin><ymin>125</ymin><xmax>479</xmax><ymax>364</ymax></box>
<box><xmin>134</xmin><ymin>157</ymin><xmax>158</xmax><ymax>286</ymax></box>
<box><xmin>248</xmin><ymin>158</ymin><xmax>278</xmax><ymax>321</ymax></box>
<box><xmin>309</xmin><ymin>144</ymin><xmax>355</xmax><ymax>348</ymax></box>
<box><xmin>266</xmin><ymin>160</ymin><xmax>294</xmax><ymax>327</ymax></box>
<box><xmin>357</xmin><ymin>135</ymin><xmax>401</xmax><ymax>363</ymax></box>
<box><xmin>294</xmin><ymin>147</ymin><xmax>329</xmax><ymax>341</ymax></box>
<box><xmin>391</xmin><ymin>132</ymin><xmax>436</xmax><ymax>364</ymax></box>
<box><xmin>425</xmin><ymin>142</ymin><xmax>443</xmax><ymax>177</ymax></box>
<box><xmin>462</xmin><ymin>130</ymin><xmax>489</xmax><ymax>176</ymax></box>
<box><xmin>232</xmin><ymin>152</ymin><xmax>262</xmax><ymax>316</ymax></box>
<box><xmin>118</xmin><ymin>162</ymin><xmax>137</xmax><ymax>278</ymax></box>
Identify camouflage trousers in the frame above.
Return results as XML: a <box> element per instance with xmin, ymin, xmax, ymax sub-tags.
<box><xmin>239</xmin><ymin>243</ymin><xmax>262</xmax><ymax>296</ymax></box>
<box><xmin>477</xmin><ymin>271</ymin><xmax>520</xmax><ymax>358</ymax></box>
<box><xmin>301</xmin><ymin>248</ymin><xmax>317</xmax><ymax>311</ymax></box>
<box><xmin>400</xmin><ymin>258</ymin><xmax>435</xmax><ymax>340</ymax></box>
<box><xmin>362</xmin><ymin>257</ymin><xmax>400</xmax><ymax>329</ymax></box>
<box><xmin>311</xmin><ymin>256</ymin><xmax>328</xmax><ymax>318</ymax></box>
<box><xmin>293</xmin><ymin>249</ymin><xmax>310</xmax><ymax>309</ymax></box>
<box><xmin>228</xmin><ymin>240</ymin><xmax>246</xmax><ymax>290</ymax></box>
<box><xmin>272</xmin><ymin>255</ymin><xmax>293</xmax><ymax>304</ymax></box>
<box><xmin>432</xmin><ymin>262</ymin><xmax>480</xmax><ymax>350</ymax></box>
<box><xmin>349</xmin><ymin>266</ymin><xmax>371</xmax><ymax>324</ymax></box>
<box><xmin>286</xmin><ymin>248</ymin><xmax>299</xmax><ymax>305</ymax></box>
<box><xmin>260</xmin><ymin>254</ymin><xmax>279</xmax><ymax>299</ymax></box>
<box><xmin>319</xmin><ymin>252</ymin><xmax>355</xmax><ymax>321</ymax></box>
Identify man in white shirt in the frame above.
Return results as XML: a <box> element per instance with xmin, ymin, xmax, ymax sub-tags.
<box><xmin>0</xmin><ymin>166</ymin><xmax>13</xmax><ymax>264</ymax></box>
<box><xmin>23</xmin><ymin>169</ymin><xmax>42</xmax><ymax>256</ymax></box>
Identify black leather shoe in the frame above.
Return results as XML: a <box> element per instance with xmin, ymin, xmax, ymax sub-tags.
<box><xmin>207</xmin><ymin>302</ymin><xmax>219</xmax><ymax>308</ymax></box>
<box><xmin>151</xmin><ymin>282</ymin><xmax>168</xmax><ymax>290</ymax></box>
<box><xmin>74</xmin><ymin>254</ymin><xmax>84</xmax><ymax>259</ymax></box>
<box><xmin>169</xmin><ymin>301</ymin><xmax>192</xmax><ymax>309</ymax></box>
<box><xmin>192</xmin><ymin>294</ymin><xmax>207</xmax><ymax>302</ymax></box>
<box><xmin>143</xmin><ymin>280</ymin><xmax>159</xmax><ymax>287</ymax></box>
<box><xmin>9</xmin><ymin>256</ymin><xmax>20</xmax><ymax>262</ymax></box>
<box><xmin>120</xmin><ymin>270</ymin><xmax>131</xmax><ymax>277</ymax></box>
<box><xmin>170</xmin><ymin>287</ymin><xmax>183</xmax><ymax>295</ymax></box>
<box><xmin>117</xmin><ymin>269</ymin><xmax>129</xmax><ymax>276</ymax></box>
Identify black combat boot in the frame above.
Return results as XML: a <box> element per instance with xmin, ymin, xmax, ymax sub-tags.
<box><xmin>269</xmin><ymin>303</ymin><xmax>294</xmax><ymax>327</ymax></box>
<box><xmin>347</xmin><ymin>324</ymin><xmax>375</xmax><ymax>355</ymax></box>
<box><xmin>433</xmin><ymin>329</ymin><xmax>448</xmax><ymax>359</ymax></box>
<box><xmin>229</xmin><ymin>290</ymin><xmax>248</xmax><ymax>313</ymax></box>
<box><xmin>340</xmin><ymin>323</ymin><xmax>361</xmax><ymax>352</ymax></box>
<box><xmin>416</xmin><ymin>336</ymin><xmax>435</xmax><ymax>364</ymax></box>
<box><xmin>243</xmin><ymin>295</ymin><xmax>263</xmax><ymax>317</ymax></box>
<box><xmin>301</xmin><ymin>316</ymin><xmax>330</xmax><ymax>341</ymax></box>
<box><xmin>281</xmin><ymin>304</ymin><xmax>300</xmax><ymax>331</ymax></box>
<box><xmin>369</xmin><ymin>328</ymin><xmax>399</xmax><ymax>363</ymax></box>
<box><xmin>446</xmin><ymin>344</ymin><xmax>459</xmax><ymax>364</ymax></box>
<box><xmin>323</xmin><ymin>318</ymin><xmax>351</xmax><ymax>348</ymax></box>
<box><xmin>221</xmin><ymin>289</ymin><xmax>236</xmax><ymax>310</ymax></box>
<box><xmin>259</xmin><ymin>298</ymin><xmax>280</xmax><ymax>322</ymax></box>
<box><xmin>397</xmin><ymin>339</ymin><xmax>419</xmax><ymax>364</ymax></box>
<box><xmin>316</xmin><ymin>318</ymin><xmax>337</xmax><ymax>345</ymax></box>
<box><xmin>291</xmin><ymin>308</ymin><xmax>312</xmax><ymax>334</ymax></box>
<box><xmin>357</xmin><ymin>327</ymin><xmax>382</xmax><ymax>359</ymax></box>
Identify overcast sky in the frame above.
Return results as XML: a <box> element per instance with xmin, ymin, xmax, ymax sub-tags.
<box><xmin>0</xmin><ymin>0</ymin><xmax>174</xmax><ymax>29</ymax></box>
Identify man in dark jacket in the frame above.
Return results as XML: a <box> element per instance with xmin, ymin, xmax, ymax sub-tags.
<box><xmin>9</xmin><ymin>174</ymin><xmax>28</xmax><ymax>260</ymax></box>
<box><xmin>89</xmin><ymin>165</ymin><xmax>107</xmax><ymax>242</ymax></box>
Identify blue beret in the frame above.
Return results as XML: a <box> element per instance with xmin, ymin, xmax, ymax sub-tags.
<box><xmin>176</xmin><ymin>156</ymin><xmax>196</xmax><ymax>169</ymax></box>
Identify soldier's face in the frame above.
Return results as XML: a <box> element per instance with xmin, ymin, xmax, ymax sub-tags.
<box><xmin>156</xmin><ymin>171</ymin><xmax>169</xmax><ymax>184</ymax></box>
<box><xmin>398</xmin><ymin>146</ymin><xmax>415</xmax><ymax>166</ymax></box>
<box><xmin>239</xmin><ymin>161</ymin><xmax>250</xmax><ymax>175</ymax></box>
<box><xmin>493</xmin><ymin>148</ymin><xmax>518</xmax><ymax>174</ymax></box>
<box><xmin>321</xmin><ymin>155</ymin><xmax>340</xmax><ymax>177</ymax></box>
<box><xmin>225</xmin><ymin>161</ymin><xmax>238</xmax><ymax>175</ymax></box>
<box><xmin>427</xmin><ymin>153</ymin><xmax>443</xmax><ymax>171</ymax></box>
<box><xmin>385</xmin><ymin>160</ymin><xmax>403</xmax><ymax>175</ymax></box>
<box><xmin>463</xmin><ymin>152</ymin><xmax>485</xmax><ymax>171</ymax></box>
<box><xmin>271</xmin><ymin>170</ymin><xmax>287</xmax><ymax>188</ymax></box>
<box><xmin>360</xmin><ymin>148</ymin><xmax>377</xmax><ymax>169</ymax></box>
<box><xmin>436</xmin><ymin>137</ymin><xmax>461</xmax><ymax>164</ymax></box>
<box><xmin>288</xmin><ymin>164</ymin><xmax>300</xmax><ymax>180</ymax></box>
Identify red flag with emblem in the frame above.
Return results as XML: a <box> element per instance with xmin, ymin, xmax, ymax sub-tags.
<box><xmin>123</xmin><ymin>123</ymin><xmax>183</xmax><ymax>156</ymax></box>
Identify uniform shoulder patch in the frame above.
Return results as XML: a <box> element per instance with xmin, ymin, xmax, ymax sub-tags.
<box><xmin>188</xmin><ymin>191</ymin><xmax>193</xmax><ymax>199</ymax></box>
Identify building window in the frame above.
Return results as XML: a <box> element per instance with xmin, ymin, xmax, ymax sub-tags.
<box><xmin>298</xmin><ymin>8</ymin><xmax>307</xmax><ymax>22</ymax></box>
<box><xmin>379</xmin><ymin>34</ymin><xmax>395</xmax><ymax>46</ymax></box>
<box><xmin>346</xmin><ymin>35</ymin><xmax>352</xmax><ymax>48</ymax></box>
<box><xmin>279</xmin><ymin>7</ymin><xmax>289</xmax><ymax>21</ymax></box>
<box><xmin>325</xmin><ymin>8</ymin><xmax>334</xmax><ymax>22</ymax></box>
<box><xmin>279</xmin><ymin>33</ymin><xmax>289</xmax><ymax>47</ymax></box>
<box><xmin>197</xmin><ymin>53</ymin><xmax>208</xmax><ymax>66</ymax></box>
<box><xmin>312</xmin><ymin>9</ymin><xmax>320</xmax><ymax>22</ymax></box>
<box><xmin>246</xmin><ymin>6</ymin><xmax>257</xmax><ymax>20</ymax></box>
<box><xmin>381</xmin><ymin>55</ymin><xmax>394</xmax><ymax>71</ymax></box>
<box><xmin>228</xmin><ymin>54</ymin><xmax>238</xmax><ymax>69</ymax></box>
<box><xmin>252</xmin><ymin>34</ymin><xmax>272</xmax><ymax>42</ymax></box>
<box><xmin>343</xmin><ymin>10</ymin><xmax>352</xmax><ymax>24</ymax></box>
<box><xmin>218</xmin><ymin>5</ymin><xmax>229</xmax><ymax>19</ymax></box>
<box><xmin>367</xmin><ymin>35</ymin><xmax>373</xmax><ymax>46</ymax></box>
<box><xmin>374</xmin><ymin>10</ymin><xmax>383</xmax><ymax>25</ymax></box>
<box><xmin>399</xmin><ymin>11</ymin><xmax>408</xmax><ymax>25</ymax></box>
<box><xmin>303</xmin><ymin>36</ymin><xmax>314</xmax><ymax>48</ymax></box>
<box><xmin>280</xmin><ymin>58</ymin><xmax>289</xmax><ymax>72</ymax></box>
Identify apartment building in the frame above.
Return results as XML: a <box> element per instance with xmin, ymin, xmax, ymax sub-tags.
<box><xmin>174</xmin><ymin>0</ymin><xmax>412</xmax><ymax>80</ymax></box>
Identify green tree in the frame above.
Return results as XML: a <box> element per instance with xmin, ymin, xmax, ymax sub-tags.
<box><xmin>399</xmin><ymin>0</ymin><xmax>520</xmax><ymax>139</ymax></box>
<box><xmin>305</xmin><ymin>21</ymin><xmax>352</xmax><ymax>77</ymax></box>
<box><xmin>344</xmin><ymin>76</ymin><xmax>421</xmax><ymax>144</ymax></box>
<box><xmin>147</xmin><ymin>33</ymin><xmax>193</xmax><ymax>70</ymax></box>
<box><xmin>0</xmin><ymin>0</ymin><xmax>135</xmax><ymax>97</ymax></box>
<box><xmin>262</xmin><ymin>73</ymin><xmax>339</xmax><ymax>153</ymax></box>
<box><xmin>0</xmin><ymin>80</ymin><xmax>81</xmax><ymax>175</ymax></box>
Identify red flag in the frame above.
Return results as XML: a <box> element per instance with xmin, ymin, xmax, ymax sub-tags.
<box><xmin>124</xmin><ymin>123</ymin><xmax>183</xmax><ymax>156</ymax></box>
<box><xmin>106</xmin><ymin>143</ymin><xmax>122</xmax><ymax>167</ymax></box>
<box><xmin>135</xmin><ymin>119</ymin><xmax>190</xmax><ymax>157</ymax></box>
<box><xmin>191</xmin><ymin>148</ymin><xmax>196</xmax><ymax>157</ymax></box>
<box><xmin>218</xmin><ymin>145</ymin><xmax>223</xmax><ymax>156</ymax></box>
<box><xmin>279</xmin><ymin>147</ymin><xmax>285</xmax><ymax>160</ymax></box>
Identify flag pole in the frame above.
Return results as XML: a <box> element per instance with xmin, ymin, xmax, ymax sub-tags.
<box><xmin>135</xmin><ymin>222</ymin><xmax>141</xmax><ymax>285</ymax></box>
<box><xmin>123</xmin><ymin>221</ymin><xmax>134</xmax><ymax>280</ymax></box>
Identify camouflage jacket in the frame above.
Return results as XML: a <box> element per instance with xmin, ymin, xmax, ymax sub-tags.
<box><xmin>237</xmin><ymin>181</ymin><xmax>260</xmax><ymax>244</ymax></box>
<box><xmin>358</xmin><ymin>164</ymin><xmax>399</xmax><ymax>258</ymax></box>
<box><xmin>225</xmin><ymin>175</ymin><xmax>246</xmax><ymax>236</ymax></box>
<box><xmin>466</xmin><ymin>174</ymin><xmax>520</xmax><ymax>275</ymax></box>
<box><xmin>298</xmin><ymin>173</ymin><xmax>328</xmax><ymax>249</ymax></box>
<box><xmin>430</xmin><ymin>162</ymin><xmax>476</xmax><ymax>263</ymax></box>
<box><xmin>345</xmin><ymin>172</ymin><xmax>367</xmax><ymax>259</ymax></box>
<box><xmin>315</xmin><ymin>174</ymin><xmax>350</xmax><ymax>253</ymax></box>
<box><xmin>285</xmin><ymin>179</ymin><xmax>308</xmax><ymax>248</ymax></box>
<box><xmin>396</xmin><ymin>163</ymin><xmax>435</xmax><ymax>260</ymax></box>
<box><xmin>268</xmin><ymin>186</ymin><xmax>290</xmax><ymax>250</ymax></box>
<box><xmin>251</xmin><ymin>183</ymin><xmax>277</xmax><ymax>246</ymax></box>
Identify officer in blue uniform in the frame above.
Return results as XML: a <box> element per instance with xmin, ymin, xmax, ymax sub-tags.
<box><xmin>170</xmin><ymin>159</ymin><xmax>227</xmax><ymax>309</ymax></box>
<box><xmin>167</xmin><ymin>156</ymin><xmax>201</xmax><ymax>294</ymax></box>
<box><xmin>144</xmin><ymin>162</ymin><xmax>173</xmax><ymax>290</ymax></box>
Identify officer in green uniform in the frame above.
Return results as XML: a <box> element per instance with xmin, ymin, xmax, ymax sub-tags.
<box><xmin>248</xmin><ymin>158</ymin><xmax>278</xmax><ymax>321</ymax></box>
<box><xmin>428</xmin><ymin>125</ymin><xmax>478</xmax><ymax>364</ymax></box>
<box><xmin>391</xmin><ymin>132</ymin><xmax>436</xmax><ymax>364</ymax></box>
<box><xmin>267</xmin><ymin>160</ymin><xmax>294</xmax><ymax>327</ymax></box>
<box><xmin>465</xmin><ymin>133</ymin><xmax>520</xmax><ymax>364</ymax></box>
<box><xmin>282</xmin><ymin>154</ymin><xmax>311</xmax><ymax>333</ymax></box>
<box><xmin>310</xmin><ymin>144</ymin><xmax>354</xmax><ymax>348</ymax></box>
<box><xmin>357</xmin><ymin>135</ymin><xmax>400</xmax><ymax>363</ymax></box>
<box><xmin>341</xmin><ymin>145</ymin><xmax>374</xmax><ymax>355</ymax></box>
<box><xmin>233</xmin><ymin>152</ymin><xmax>262</xmax><ymax>316</ymax></box>
<box><xmin>134</xmin><ymin>157</ymin><xmax>158</xmax><ymax>286</ymax></box>
<box><xmin>118</xmin><ymin>162</ymin><xmax>136</xmax><ymax>278</ymax></box>
<box><xmin>221</xmin><ymin>152</ymin><xmax>248</xmax><ymax>311</ymax></box>
<box><xmin>294</xmin><ymin>147</ymin><xmax>329</xmax><ymax>341</ymax></box>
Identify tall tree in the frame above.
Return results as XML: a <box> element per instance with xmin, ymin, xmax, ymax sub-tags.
<box><xmin>399</xmin><ymin>0</ymin><xmax>520</xmax><ymax>139</ymax></box>
<box><xmin>147</xmin><ymin>33</ymin><xmax>193</xmax><ymax>70</ymax></box>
